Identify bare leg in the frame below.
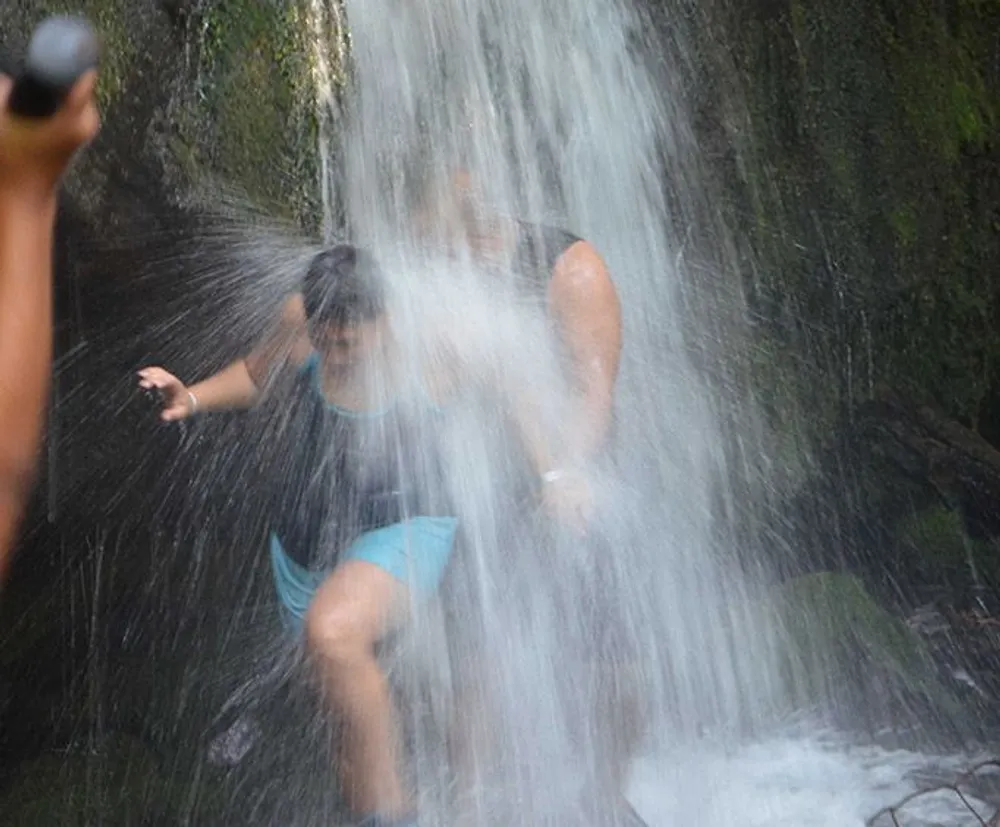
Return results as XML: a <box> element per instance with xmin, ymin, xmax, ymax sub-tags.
<box><xmin>305</xmin><ymin>560</ymin><xmax>410</xmax><ymax>818</ymax></box>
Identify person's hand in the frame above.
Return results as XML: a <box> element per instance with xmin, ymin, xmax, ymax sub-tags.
<box><xmin>0</xmin><ymin>69</ymin><xmax>100</xmax><ymax>207</ymax></box>
<box><xmin>541</xmin><ymin>469</ymin><xmax>595</xmax><ymax>534</ymax></box>
<box><xmin>137</xmin><ymin>367</ymin><xmax>196</xmax><ymax>422</ymax></box>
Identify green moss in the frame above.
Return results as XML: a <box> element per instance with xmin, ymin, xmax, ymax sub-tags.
<box><xmin>951</xmin><ymin>80</ymin><xmax>989</xmax><ymax>145</ymax></box>
<box><xmin>20</xmin><ymin>0</ymin><xmax>136</xmax><ymax>111</ymax></box>
<box><xmin>189</xmin><ymin>0</ymin><xmax>328</xmax><ymax>228</ymax></box>
<box><xmin>898</xmin><ymin>505</ymin><xmax>1000</xmax><ymax>583</ymax></box>
<box><xmin>889</xmin><ymin>204</ymin><xmax>918</xmax><ymax>248</ymax></box>
<box><xmin>773</xmin><ymin>572</ymin><xmax>927</xmax><ymax>671</ymax></box>
<box><xmin>899</xmin><ymin>505</ymin><xmax>969</xmax><ymax>568</ymax></box>
<box><xmin>824</xmin><ymin>144</ymin><xmax>854</xmax><ymax>201</ymax></box>
<box><xmin>82</xmin><ymin>0</ymin><xmax>134</xmax><ymax>111</ymax></box>
<box><xmin>727</xmin><ymin>0</ymin><xmax>1000</xmax><ymax>454</ymax></box>
<box><xmin>787</xmin><ymin>0</ymin><xmax>810</xmax><ymax>78</ymax></box>
<box><xmin>768</xmin><ymin>572</ymin><xmax>963</xmax><ymax>716</ymax></box>
<box><xmin>893</xmin><ymin>17</ymin><xmax>996</xmax><ymax>164</ymax></box>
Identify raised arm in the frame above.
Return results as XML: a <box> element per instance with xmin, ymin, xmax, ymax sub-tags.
<box><xmin>505</xmin><ymin>240</ymin><xmax>622</xmax><ymax>531</ymax></box>
<box><xmin>138</xmin><ymin>293</ymin><xmax>313</xmax><ymax>421</ymax></box>
<box><xmin>547</xmin><ymin>240</ymin><xmax>622</xmax><ymax>461</ymax></box>
<box><xmin>0</xmin><ymin>69</ymin><xmax>100</xmax><ymax>578</ymax></box>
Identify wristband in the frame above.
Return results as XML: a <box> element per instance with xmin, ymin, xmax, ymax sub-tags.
<box><xmin>187</xmin><ymin>390</ymin><xmax>199</xmax><ymax>413</ymax></box>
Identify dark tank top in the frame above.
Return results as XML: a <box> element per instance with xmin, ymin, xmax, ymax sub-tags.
<box><xmin>270</xmin><ymin>353</ymin><xmax>450</xmax><ymax>569</ymax></box>
<box><xmin>510</xmin><ymin>220</ymin><xmax>581</xmax><ymax>300</ymax></box>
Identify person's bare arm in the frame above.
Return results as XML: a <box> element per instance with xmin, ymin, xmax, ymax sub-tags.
<box><xmin>506</xmin><ymin>377</ymin><xmax>593</xmax><ymax>531</ymax></box>
<box><xmin>138</xmin><ymin>294</ymin><xmax>312</xmax><ymax>420</ymax></box>
<box><xmin>547</xmin><ymin>240</ymin><xmax>623</xmax><ymax>461</ymax></box>
<box><xmin>0</xmin><ymin>196</ymin><xmax>57</xmax><ymax>572</ymax></box>
<box><xmin>0</xmin><ymin>70</ymin><xmax>100</xmax><ymax>579</ymax></box>
<box><xmin>426</xmin><ymin>298</ymin><xmax>597</xmax><ymax>529</ymax></box>
<box><xmin>189</xmin><ymin>294</ymin><xmax>311</xmax><ymax>411</ymax></box>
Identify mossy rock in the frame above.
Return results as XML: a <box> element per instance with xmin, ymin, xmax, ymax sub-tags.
<box><xmin>899</xmin><ymin>506</ymin><xmax>971</xmax><ymax>571</ymax></box>
<box><xmin>188</xmin><ymin>0</ymin><xmax>324</xmax><ymax>228</ymax></box>
<box><xmin>767</xmin><ymin>572</ymin><xmax>965</xmax><ymax>723</ymax></box>
<box><xmin>898</xmin><ymin>504</ymin><xmax>1000</xmax><ymax>586</ymax></box>
<box><xmin>4</xmin><ymin>0</ymin><xmax>327</xmax><ymax>228</ymax></box>
<box><xmin>0</xmin><ymin>0</ymin><xmax>134</xmax><ymax>110</ymax></box>
<box><xmin>716</xmin><ymin>0</ymin><xmax>1000</xmax><ymax>455</ymax></box>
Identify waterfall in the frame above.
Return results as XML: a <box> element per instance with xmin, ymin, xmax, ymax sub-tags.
<box><xmin>300</xmin><ymin>1</ymin><xmax>787</xmax><ymax>824</ymax></box>
<box><xmin>304</xmin><ymin>0</ymin><xmax>350</xmax><ymax>243</ymax></box>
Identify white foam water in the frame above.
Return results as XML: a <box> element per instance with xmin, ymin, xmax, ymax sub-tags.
<box><xmin>629</xmin><ymin>733</ymin><xmax>995</xmax><ymax>827</ymax></box>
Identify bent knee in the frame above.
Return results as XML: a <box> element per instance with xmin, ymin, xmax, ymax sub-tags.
<box><xmin>304</xmin><ymin>604</ymin><xmax>374</xmax><ymax>666</ymax></box>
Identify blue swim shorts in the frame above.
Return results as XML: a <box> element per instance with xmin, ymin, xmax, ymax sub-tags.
<box><xmin>269</xmin><ymin>516</ymin><xmax>458</xmax><ymax>633</ymax></box>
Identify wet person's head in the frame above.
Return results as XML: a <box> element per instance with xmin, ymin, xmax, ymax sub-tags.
<box><xmin>301</xmin><ymin>244</ymin><xmax>388</xmax><ymax>372</ymax></box>
<box><xmin>406</xmin><ymin>160</ymin><xmax>501</xmax><ymax>259</ymax></box>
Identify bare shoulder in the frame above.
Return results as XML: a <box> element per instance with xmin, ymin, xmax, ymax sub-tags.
<box><xmin>549</xmin><ymin>239</ymin><xmax>619</xmax><ymax>307</ymax></box>
<box><xmin>557</xmin><ymin>238</ymin><xmax>606</xmax><ymax>270</ymax></box>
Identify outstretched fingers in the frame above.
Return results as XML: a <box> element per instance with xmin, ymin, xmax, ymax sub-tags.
<box><xmin>137</xmin><ymin>366</ymin><xmax>177</xmax><ymax>390</ymax></box>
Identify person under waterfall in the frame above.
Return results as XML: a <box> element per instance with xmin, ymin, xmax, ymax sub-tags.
<box><xmin>412</xmin><ymin>170</ymin><xmax>622</xmax><ymax>520</ymax></box>
<box><xmin>410</xmin><ymin>168</ymin><xmax>644</xmax><ymax>816</ymax></box>
<box><xmin>137</xmin><ymin>245</ymin><xmax>458</xmax><ymax>827</ymax></box>
<box><xmin>0</xmin><ymin>67</ymin><xmax>99</xmax><ymax>582</ymax></box>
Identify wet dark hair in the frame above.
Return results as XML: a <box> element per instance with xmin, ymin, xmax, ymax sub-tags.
<box><xmin>301</xmin><ymin>244</ymin><xmax>385</xmax><ymax>330</ymax></box>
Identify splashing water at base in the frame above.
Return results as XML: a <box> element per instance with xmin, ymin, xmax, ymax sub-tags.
<box><xmin>628</xmin><ymin>730</ymin><xmax>997</xmax><ymax>827</ymax></box>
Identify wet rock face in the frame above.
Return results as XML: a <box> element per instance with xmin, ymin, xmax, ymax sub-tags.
<box><xmin>674</xmin><ymin>0</ymin><xmax>1000</xmax><ymax>718</ymax></box>
<box><xmin>765</xmin><ymin>572</ymin><xmax>992</xmax><ymax>743</ymax></box>
<box><xmin>4</xmin><ymin>1</ymin><xmax>321</xmax><ymax>230</ymax></box>
<box><xmin>0</xmin><ymin>4</ymin><xmax>330</xmax><ymax>824</ymax></box>
<box><xmin>0</xmin><ymin>2</ymin><xmax>326</xmax><ymax>540</ymax></box>
<box><xmin>4</xmin><ymin>2</ymin><xmax>183</xmax><ymax>216</ymax></box>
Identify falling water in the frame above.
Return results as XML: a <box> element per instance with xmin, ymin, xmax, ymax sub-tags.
<box><xmin>329</xmin><ymin>1</ymin><xmax>782</xmax><ymax>825</ymax></box>
<box><xmin>314</xmin><ymin>1</ymin><xmax>997</xmax><ymax>826</ymax></box>
<box><xmin>304</xmin><ymin>0</ymin><xmax>350</xmax><ymax>243</ymax></box>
